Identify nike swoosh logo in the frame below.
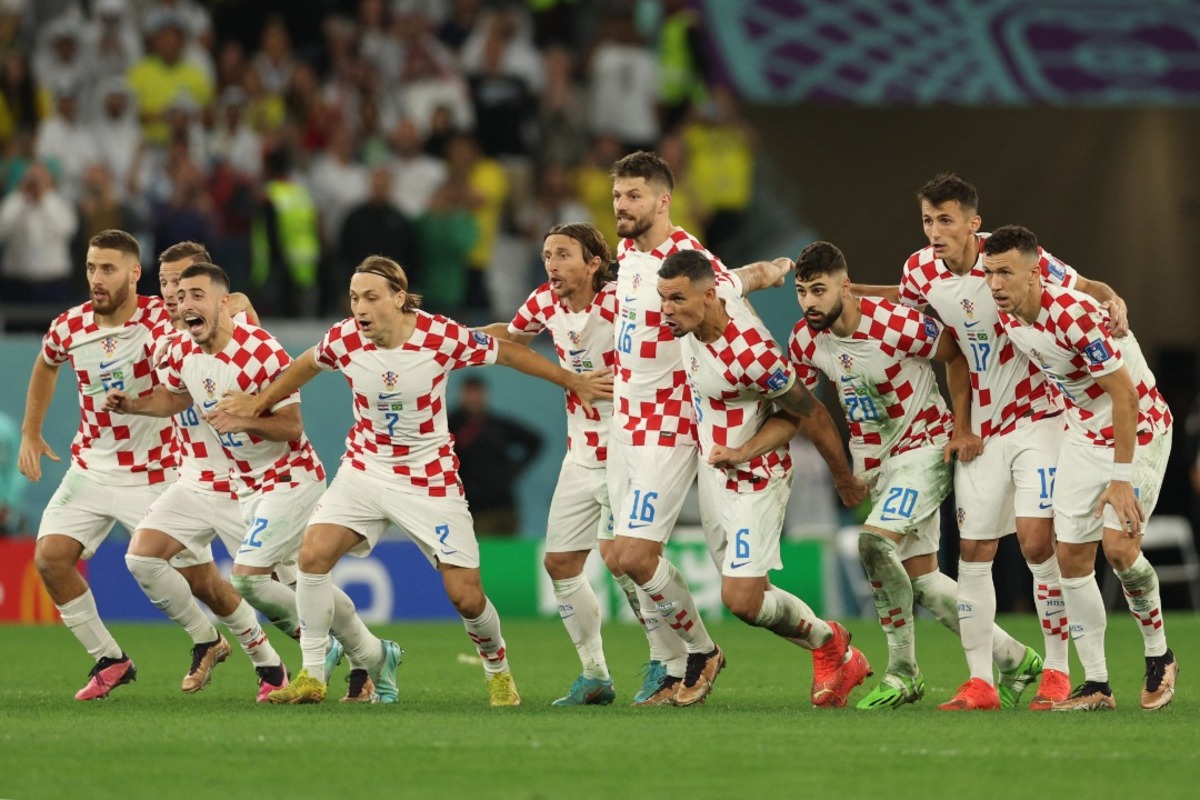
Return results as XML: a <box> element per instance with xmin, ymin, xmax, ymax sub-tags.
<box><xmin>440</xmin><ymin>548</ymin><xmax>458</xmax><ymax>556</ymax></box>
<box><xmin>838</xmin><ymin>374</ymin><xmax>856</xmax><ymax>383</ymax></box>
<box><xmin>99</xmin><ymin>359</ymin><xmax>120</xmax><ymax>369</ymax></box>
<box><xmin>201</xmin><ymin>400</ymin><xmax>218</xmax><ymax>410</ymax></box>
<box><xmin>1038</xmin><ymin>502</ymin><xmax>1052</xmax><ymax>510</ymax></box>
<box><xmin>568</xmin><ymin>349</ymin><xmax>586</xmax><ymax>356</ymax></box>
<box><xmin>729</xmin><ymin>561</ymin><xmax>750</xmax><ymax>569</ymax></box>
<box><xmin>879</xmin><ymin>515</ymin><xmax>907</xmax><ymax>522</ymax></box>
<box><xmin>623</xmin><ymin>296</ymin><xmax>636</xmax><ymax>303</ymax></box>
<box><xmin>964</xmin><ymin>321</ymin><xmax>981</xmax><ymax>328</ymax></box>
<box><xmin>1044</xmin><ymin>610</ymin><xmax>1062</xmax><ymax>618</ymax></box>
<box><xmin>626</xmin><ymin>522</ymin><xmax>652</xmax><ymax>530</ymax></box>
<box><xmin>377</xmin><ymin>392</ymin><xmax>402</xmax><ymax>400</ymax></box>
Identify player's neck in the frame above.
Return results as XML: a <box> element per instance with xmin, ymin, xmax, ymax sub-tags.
<box><xmin>829</xmin><ymin>297</ymin><xmax>860</xmax><ymax>337</ymax></box>
<box><xmin>378</xmin><ymin>311</ymin><xmax>418</xmax><ymax>348</ymax></box>
<box><xmin>1012</xmin><ymin>283</ymin><xmax>1043</xmax><ymax>325</ymax></box>
<box><xmin>696</xmin><ymin>302</ymin><xmax>729</xmax><ymax>344</ymax></box>
<box><xmin>94</xmin><ymin>294</ymin><xmax>139</xmax><ymax>328</ymax></box>
<box><xmin>633</xmin><ymin>218</ymin><xmax>676</xmax><ymax>253</ymax></box>
<box><xmin>943</xmin><ymin>236</ymin><xmax>980</xmax><ymax>276</ymax></box>
<box><xmin>563</xmin><ymin>287</ymin><xmax>596</xmax><ymax>313</ymax></box>
<box><xmin>200</xmin><ymin>316</ymin><xmax>235</xmax><ymax>354</ymax></box>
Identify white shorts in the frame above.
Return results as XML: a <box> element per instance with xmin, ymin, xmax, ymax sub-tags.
<box><xmin>1053</xmin><ymin>429</ymin><xmax>1172</xmax><ymax>545</ymax></box>
<box><xmin>139</xmin><ymin>481</ymin><xmax>247</xmax><ymax>563</ymax></box>
<box><xmin>697</xmin><ymin>464</ymin><xmax>792</xmax><ymax>578</ymax></box>
<box><xmin>607</xmin><ymin>439</ymin><xmax>698</xmax><ymax>544</ymax></box>
<box><xmin>308</xmin><ymin>467</ymin><xmax>480</xmax><ymax>568</ymax></box>
<box><xmin>546</xmin><ymin>459</ymin><xmax>612</xmax><ymax>553</ymax></box>
<box><xmin>956</xmin><ymin>414</ymin><xmax>1064</xmax><ymax>540</ymax></box>
<box><xmin>235</xmin><ymin>479</ymin><xmax>324</xmax><ymax>569</ymax></box>
<box><xmin>38</xmin><ymin>466</ymin><xmax>207</xmax><ymax>565</ymax></box>
<box><xmin>865</xmin><ymin>446</ymin><xmax>951</xmax><ymax>559</ymax></box>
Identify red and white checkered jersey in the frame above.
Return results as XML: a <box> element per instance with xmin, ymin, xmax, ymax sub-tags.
<box><xmin>314</xmin><ymin>312</ymin><xmax>499</xmax><ymax>496</ymax></box>
<box><xmin>163</xmin><ymin>322</ymin><xmax>324</xmax><ymax>496</ymax></box>
<box><xmin>41</xmin><ymin>295</ymin><xmax>178</xmax><ymax>485</ymax></box>
<box><xmin>681</xmin><ymin>312</ymin><xmax>794</xmax><ymax>492</ymax></box>
<box><xmin>788</xmin><ymin>298</ymin><xmax>953</xmax><ymax>482</ymax></box>
<box><xmin>613</xmin><ymin>228</ymin><xmax>742</xmax><ymax>447</ymax></box>
<box><xmin>508</xmin><ymin>281</ymin><xmax>617</xmax><ymax>468</ymax></box>
<box><xmin>1000</xmin><ymin>285</ymin><xmax>1172</xmax><ymax>448</ymax></box>
<box><xmin>156</xmin><ymin>329</ymin><xmax>236</xmax><ymax>498</ymax></box>
<box><xmin>899</xmin><ymin>234</ymin><xmax>1077</xmax><ymax>442</ymax></box>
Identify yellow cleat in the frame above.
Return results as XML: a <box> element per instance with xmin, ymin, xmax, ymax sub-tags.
<box><xmin>267</xmin><ymin>668</ymin><xmax>327</xmax><ymax>704</ymax></box>
<box><xmin>487</xmin><ymin>671</ymin><xmax>521</xmax><ymax>707</ymax></box>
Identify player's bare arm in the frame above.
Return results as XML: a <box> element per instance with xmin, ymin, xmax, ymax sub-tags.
<box><xmin>494</xmin><ymin>339</ymin><xmax>613</xmax><ymax>414</ymax></box>
<box><xmin>206</xmin><ymin>402</ymin><xmax>303</xmax><ymax>442</ymax></box>
<box><xmin>1073</xmin><ymin>276</ymin><xmax>1128</xmax><ymax>337</ymax></box>
<box><xmin>731</xmin><ymin>258</ymin><xmax>794</xmax><ymax>292</ymax></box>
<box><xmin>848</xmin><ymin>283</ymin><xmax>902</xmax><ymax>302</ymax></box>
<box><xmin>475</xmin><ymin>322</ymin><xmax>535</xmax><ymax>346</ymax></box>
<box><xmin>104</xmin><ymin>384</ymin><xmax>193</xmax><ymax>418</ymax></box>
<box><xmin>707</xmin><ymin>411</ymin><xmax>800</xmax><ymax>469</ymax></box>
<box><xmin>1092</xmin><ymin>366</ymin><xmax>1144</xmax><ymax>535</ymax></box>
<box><xmin>227</xmin><ymin>292</ymin><xmax>260</xmax><ymax>326</ymax></box>
<box><xmin>219</xmin><ymin>346</ymin><xmax>323</xmax><ymax>418</ymax></box>
<box><xmin>934</xmin><ymin>333</ymin><xmax>984</xmax><ymax>464</ymax></box>
<box><xmin>17</xmin><ymin>356</ymin><xmax>62</xmax><ymax>481</ymax></box>
<box><xmin>773</xmin><ymin>381</ymin><xmax>869</xmax><ymax>507</ymax></box>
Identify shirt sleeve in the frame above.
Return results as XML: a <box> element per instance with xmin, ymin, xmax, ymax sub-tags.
<box><xmin>508</xmin><ymin>286</ymin><xmax>550</xmax><ymax>336</ymax></box>
<box><xmin>1039</xmin><ymin>247</ymin><xmax>1079</xmax><ymax>290</ymax></box>
<box><xmin>1059</xmin><ymin>299</ymin><xmax>1123</xmax><ymax>377</ymax></box>
<box><xmin>787</xmin><ymin>325</ymin><xmax>821</xmax><ymax>391</ymax></box>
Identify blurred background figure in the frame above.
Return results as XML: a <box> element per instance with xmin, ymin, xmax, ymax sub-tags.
<box><xmin>0</xmin><ymin>159</ymin><xmax>77</xmax><ymax>306</ymax></box>
<box><xmin>449</xmin><ymin>375</ymin><xmax>543</xmax><ymax>537</ymax></box>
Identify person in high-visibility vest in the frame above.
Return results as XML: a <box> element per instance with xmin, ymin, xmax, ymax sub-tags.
<box><xmin>251</xmin><ymin>148</ymin><xmax>320</xmax><ymax>317</ymax></box>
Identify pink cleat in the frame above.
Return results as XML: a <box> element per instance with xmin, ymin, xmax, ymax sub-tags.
<box><xmin>75</xmin><ymin>655</ymin><xmax>137</xmax><ymax>701</ymax></box>
<box><xmin>256</xmin><ymin>663</ymin><xmax>289</xmax><ymax>703</ymax></box>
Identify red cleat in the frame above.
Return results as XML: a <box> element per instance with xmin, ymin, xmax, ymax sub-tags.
<box><xmin>75</xmin><ymin>655</ymin><xmax>137</xmax><ymax>701</ymax></box>
<box><xmin>1029</xmin><ymin>668</ymin><xmax>1071</xmax><ymax>711</ymax></box>
<box><xmin>938</xmin><ymin>677</ymin><xmax>1002</xmax><ymax>711</ymax></box>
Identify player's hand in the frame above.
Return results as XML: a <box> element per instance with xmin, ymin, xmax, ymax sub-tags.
<box><xmin>943</xmin><ymin>432</ymin><xmax>984</xmax><ymax>464</ymax></box>
<box><xmin>216</xmin><ymin>390</ymin><xmax>259</xmax><ymax>419</ymax></box>
<box><xmin>834</xmin><ymin>474</ymin><xmax>869</xmax><ymax>507</ymax></box>
<box><xmin>769</xmin><ymin>257</ymin><xmax>795</xmax><ymax>288</ymax></box>
<box><xmin>17</xmin><ymin>434</ymin><xmax>60</xmax><ymax>482</ymax></box>
<box><xmin>571</xmin><ymin>368</ymin><xmax>614</xmax><ymax>415</ymax></box>
<box><xmin>103</xmin><ymin>388</ymin><xmax>135</xmax><ymax>413</ymax></box>
<box><xmin>204</xmin><ymin>408</ymin><xmax>248</xmax><ymax>435</ymax></box>
<box><xmin>1096</xmin><ymin>478</ymin><xmax>1144</xmax><ymax>537</ymax></box>
<box><xmin>1103</xmin><ymin>297</ymin><xmax>1129</xmax><ymax>338</ymax></box>
<box><xmin>707</xmin><ymin>445</ymin><xmax>748</xmax><ymax>468</ymax></box>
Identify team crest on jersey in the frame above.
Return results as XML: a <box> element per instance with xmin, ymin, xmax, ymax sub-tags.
<box><xmin>960</xmin><ymin>298</ymin><xmax>975</xmax><ymax>318</ymax></box>
<box><xmin>382</xmin><ymin>370</ymin><xmax>399</xmax><ymax>390</ymax></box>
<box><xmin>203</xmin><ymin>377</ymin><xmax>217</xmax><ymax>398</ymax></box>
<box><xmin>838</xmin><ymin>353</ymin><xmax>854</xmax><ymax>372</ymax></box>
<box><xmin>101</xmin><ymin>336</ymin><xmax>118</xmax><ymax>355</ymax></box>
<box><xmin>632</xmin><ymin>273</ymin><xmax>642</xmax><ymax>292</ymax></box>
<box><xmin>567</xmin><ymin>330</ymin><xmax>581</xmax><ymax>348</ymax></box>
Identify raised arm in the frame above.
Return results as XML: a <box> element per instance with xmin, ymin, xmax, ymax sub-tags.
<box><xmin>1074</xmin><ymin>276</ymin><xmax>1128</xmax><ymax>337</ymax></box>
<box><xmin>227</xmin><ymin>292</ymin><xmax>260</xmax><ymax>326</ymax></box>
<box><xmin>731</xmin><ymin>258</ymin><xmax>794</xmax><ymax>294</ymax></box>
<box><xmin>18</xmin><ymin>356</ymin><xmax>63</xmax><ymax>482</ymax></box>
<box><xmin>934</xmin><ymin>333</ymin><xmax>983</xmax><ymax>464</ymax></box>
<box><xmin>207</xmin><ymin>401</ymin><xmax>303</xmax><ymax>442</ymax></box>
<box><xmin>104</xmin><ymin>384</ymin><xmax>194</xmax><ymax>418</ymax></box>
<box><xmin>495</xmin><ymin>339</ymin><xmax>611</xmax><ymax>413</ymax></box>
<box><xmin>773</xmin><ymin>381</ymin><xmax>868</xmax><ymax>507</ymax></box>
<box><xmin>849</xmin><ymin>283</ymin><xmax>901</xmax><ymax>302</ymax></box>
<box><xmin>476</xmin><ymin>322</ymin><xmax>535</xmax><ymax>346</ymax></box>
<box><xmin>1093</xmin><ymin>366</ymin><xmax>1143</xmax><ymax>535</ymax></box>
<box><xmin>707</xmin><ymin>411</ymin><xmax>801</xmax><ymax>469</ymax></box>
<box><xmin>219</xmin><ymin>346</ymin><xmax>324</xmax><ymax>419</ymax></box>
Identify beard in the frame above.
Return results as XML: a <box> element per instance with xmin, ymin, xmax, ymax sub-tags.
<box><xmin>615</xmin><ymin>208</ymin><xmax>655</xmax><ymax>240</ymax></box>
<box><xmin>92</xmin><ymin>283</ymin><xmax>130</xmax><ymax>315</ymax></box>
<box><xmin>804</xmin><ymin>297</ymin><xmax>843</xmax><ymax>331</ymax></box>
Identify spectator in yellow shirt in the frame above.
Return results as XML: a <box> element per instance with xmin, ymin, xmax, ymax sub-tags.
<box><xmin>126</xmin><ymin>11</ymin><xmax>213</xmax><ymax>146</ymax></box>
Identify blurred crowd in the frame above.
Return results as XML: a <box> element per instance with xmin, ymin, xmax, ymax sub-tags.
<box><xmin>0</xmin><ymin>0</ymin><xmax>760</xmax><ymax>324</ymax></box>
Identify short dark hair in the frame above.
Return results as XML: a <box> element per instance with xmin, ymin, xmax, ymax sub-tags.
<box><xmin>610</xmin><ymin>150</ymin><xmax>674</xmax><ymax>193</ymax></box>
<box><xmin>981</xmin><ymin>225</ymin><xmax>1039</xmax><ymax>258</ymax></box>
<box><xmin>354</xmin><ymin>255</ymin><xmax>422</xmax><ymax>312</ymax></box>
<box><xmin>544</xmin><ymin>222</ymin><xmax>614</xmax><ymax>291</ymax></box>
<box><xmin>917</xmin><ymin>173</ymin><xmax>979</xmax><ymax>214</ymax></box>
<box><xmin>180</xmin><ymin>262</ymin><xmax>231</xmax><ymax>292</ymax></box>
<box><xmin>795</xmin><ymin>241</ymin><xmax>848</xmax><ymax>282</ymax></box>
<box><xmin>658</xmin><ymin>249</ymin><xmax>714</xmax><ymax>282</ymax></box>
<box><xmin>159</xmin><ymin>240</ymin><xmax>211</xmax><ymax>264</ymax></box>
<box><xmin>89</xmin><ymin>229</ymin><xmax>140</xmax><ymax>260</ymax></box>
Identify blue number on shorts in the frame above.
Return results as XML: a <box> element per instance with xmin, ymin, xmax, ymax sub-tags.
<box><xmin>1037</xmin><ymin>467</ymin><xmax>1057</xmax><ymax>499</ymax></box>
<box><xmin>617</xmin><ymin>320</ymin><xmax>635</xmax><ymax>354</ymax></box>
<box><xmin>244</xmin><ymin>516</ymin><xmax>268</xmax><ymax>549</ymax></box>
<box><xmin>177</xmin><ymin>406</ymin><xmax>200</xmax><ymax>427</ymax></box>
<box><xmin>385</xmin><ymin>412</ymin><xmax>400</xmax><ymax>436</ymax></box>
<box><xmin>435</xmin><ymin>523</ymin><xmax>450</xmax><ymax>545</ymax></box>
<box><xmin>969</xmin><ymin>342</ymin><xmax>991</xmax><ymax>372</ymax></box>
<box><xmin>882</xmin><ymin>487</ymin><xmax>918</xmax><ymax>519</ymax></box>
<box><xmin>629</xmin><ymin>490</ymin><xmax>658</xmax><ymax>524</ymax></box>
<box><xmin>734</xmin><ymin>528</ymin><xmax>751</xmax><ymax>559</ymax></box>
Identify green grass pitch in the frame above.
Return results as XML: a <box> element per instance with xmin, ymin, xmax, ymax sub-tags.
<box><xmin>2</xmin><ymin>614</ymin><xmax>1196</xmax><ymax>799</ymax></box>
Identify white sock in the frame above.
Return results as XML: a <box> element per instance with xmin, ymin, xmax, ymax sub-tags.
<box><xmin>956</xmin><ymin>560</ymin><xmax>997</xmax><ymax>684</ymax></box>
<box><xmin>636</xmin><ymin>585</ymin><xmax>687</xmax><ymax>678</ymax></box>
<box><xmin>553</xmin><ymin>574</ymin><xmax>609</xmax><ymax>680</ymax></box>
<box><xmin>295</xmin><ymin>571</ymin><xmax>335</xmax><ymax>682</ymax></box>
<box><xmin>861</xmin><ymin>533</ymin><xmax>916</xmax><ymax>677</ymax></box>
<box><xmin>754</xmin><ymin>586</ymin><xmax>831</xmax><ymax>650</ymax></box>
<box><xmin>217</xmin><ymin>599</ymin><xmax>281</xmax><ymax>668</ymax></box>
<box><xmin>330</xmin><ymin>584</ymin><xmax>383</xmax><ymax>670</ymax></box>
<box><xmin>125</xmin><ymin>554</ymin><xmax>219</xmax><ymax>645</ymax></box>
<box><xmin>1028</xmin><ymin>556</ymin><xmax>1070</xmax><ymax>673</ymax></box>
<box><xmin>1060</xmin><ymin>573</ymin><xmax>1108</xmax><ymax>682</ymax></box>
<box><xmin>912</xmin><ymin>569</ymin><xmax>1025</xmax><ymax>672</ymax></box>
<box><xmin>233</xmin><ymin>574</ymin><xmax>300</xmax><ymax>639</ymax></box>
<box><xmin>641</xmin><ymin>556</ymin><xmax>715</xmax><ymax>655</ymax></box>
<box><xmin>57</xmin><ymin>589</ymin><xmax>122</xmax><ymax>662</ymax></box>
<box><xmin>463</xmin><ymin>598</ymin><xmax>509</xmax><ymax>675</ymax></box>
<box><xmin>1116</xmin><ymin>554</ymin><xmax>1168</xmax><ymax>657</ymax></box>
<box><xmin>273</xmin><ymin>561</ymin><xmax>298</xmax><ymax>586</ymax></box>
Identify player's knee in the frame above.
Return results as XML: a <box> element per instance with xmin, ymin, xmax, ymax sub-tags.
<box><xmin>720</xmin><ymin>585</ymin><xmax>761</xmax><ymax>624</ymax></box>
<box><xmin>858</xmin><ymin>530</ymin><xmax>894</xmax><ymax>567</ymax></box>
<box><xmin>125</xmin><ymin>553</ymin><xmax>170</xmax><ymax>587</ymax></box>
<box><xmin>34</xmin><ymin>538</ymin><xmax>76</xmax><ymax>579</ymax></box>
